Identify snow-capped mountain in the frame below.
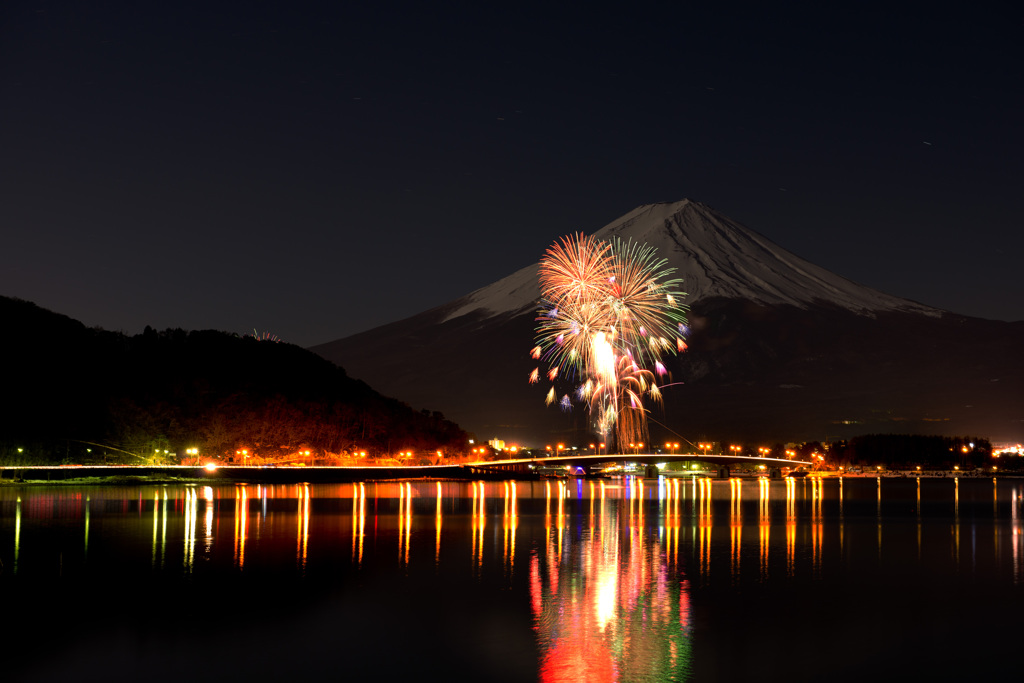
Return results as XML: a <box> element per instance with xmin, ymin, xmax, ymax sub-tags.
<box><xmin>440</xmin><ymin>199</ymin><xmax>939</xmax><ymax>323</ymax></box>
<box><xmin>312</xmin><ymin>200</ymin><xmax>1023</xmax><ymax>446</ymax></box>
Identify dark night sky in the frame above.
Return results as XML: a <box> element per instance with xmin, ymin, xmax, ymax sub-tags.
<box><xmin>3</xmin><ymin>1</ymin><xmax>1022</xmax><ymax>347</ymax></box>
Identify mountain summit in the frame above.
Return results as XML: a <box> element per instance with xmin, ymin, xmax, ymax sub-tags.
<box><xmin>440</xmin><ymin>199</ymin><xmax>938</xmax><ymax>324</ymax></box>
<box><xmin>313</xmin><ymin>200</ymin><xmax>1022</xmax><ymax>446</ymax></box>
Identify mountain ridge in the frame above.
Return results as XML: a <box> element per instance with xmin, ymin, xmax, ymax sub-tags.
<box><xmin>311</xmin><ymin>200</ymin><xmax>1023</xmax><ymax>445</ymax></box>
<box><xmin>437</xmin><ymin>199</ymin><xmax>940</xmax><ymax>326</ymax></box>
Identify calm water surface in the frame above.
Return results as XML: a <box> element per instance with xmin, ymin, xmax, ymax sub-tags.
<box><xmin>2</xmin><ymin>476</ymin><xmax>1023</xmax><ymax>682</ymax></box>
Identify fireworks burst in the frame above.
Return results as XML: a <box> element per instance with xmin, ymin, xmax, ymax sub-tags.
<box><xmin>532</xmin><ymin>234</ymin><xmax>688</xmax><ymax>451</ymax></box>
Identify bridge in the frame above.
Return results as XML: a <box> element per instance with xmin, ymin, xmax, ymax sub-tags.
<box><xmin>1</xmin><ymin>453</ymin><xmax>811</xmax><ymax>483</ymax></box>
<box><xmin>464</xmin><ymin>452</ymin><xmax>812</xmax><ymax>478</ymax></box>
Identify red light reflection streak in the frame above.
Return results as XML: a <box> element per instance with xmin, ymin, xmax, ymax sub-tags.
<box><xmin>671</xmin><ymin>475</ymin><xmax>679</xmax><ymax>565</ymax></box>
<box><xmin>786</xmin><ymin>478</ymin><xmax>796</xmax><ymax>577</ymax></box>
<box><xmin>673</xmin><ymin>478</ymin><xmax>682</xmax><ymax>561</ymax></box>
<box><xmin>674</xmin><ymin>478</ymin><xmax>684</xmax><ymax>563</ymax></box>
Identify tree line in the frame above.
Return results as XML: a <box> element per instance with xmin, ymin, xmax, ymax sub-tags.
<box><xmin>0</xmin><ymin>297</ymin><xmax>468</xmax><ymax>465</ymax></box>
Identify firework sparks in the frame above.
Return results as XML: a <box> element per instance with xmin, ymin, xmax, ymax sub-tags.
<box><xmin>248</xmin><ymin>329</ymin><xmax>281</xmax><ymax>342</ymax></box>
<box><xmin>533</xmin><ymin>234</ymin><xmax>688</xmax><ymax>451</ymax></box>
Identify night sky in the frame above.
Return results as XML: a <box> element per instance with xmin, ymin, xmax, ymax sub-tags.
<box><xmin>3</xmin><ymin>1</ymin><xmax>1021</xmax><ymax>347</ymax></box>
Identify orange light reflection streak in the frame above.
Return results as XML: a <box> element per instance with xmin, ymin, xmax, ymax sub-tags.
<box><xmin>234</xmin><ymin>486</ymin><xmax>248</xmax><ymax>569</ymax></box>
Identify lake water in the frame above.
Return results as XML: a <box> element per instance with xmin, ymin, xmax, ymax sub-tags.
<box><xmin>1</xmin><ymin>475</ymin><xmax>1022</xmax><ymax>682</ymax></box>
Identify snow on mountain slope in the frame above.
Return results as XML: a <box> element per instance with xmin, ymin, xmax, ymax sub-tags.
<box><xmin>442</xmin><ymin>199</ymin><xmax>941</xmax><ymax>322</ymax></box>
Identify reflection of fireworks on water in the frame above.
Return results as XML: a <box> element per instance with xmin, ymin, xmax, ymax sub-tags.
<box><xmin>533</xmin><ymin>234</ymin><xmax>687</xmax><ymax>450</ymax></box>
<box><xmin>530</xmin><ymin>495</ymin><xmax>693</xmax><ymax>681</ymax></box>
<box><xmin>247</xmin><ymin>329</ymin><xmax>281</xmax><ymax>342</ymax></box>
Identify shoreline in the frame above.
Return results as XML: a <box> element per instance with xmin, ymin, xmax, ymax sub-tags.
<box><xmin>1</xmin><ymin>468</ymin><xmax>1020</xmax><ymax>487</ymax></box>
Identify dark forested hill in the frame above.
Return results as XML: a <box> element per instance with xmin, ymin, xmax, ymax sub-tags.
<box><xmin>0</xmin><ymin>296</ymin><xmax>467</xmax><ymax>464</ymax></box>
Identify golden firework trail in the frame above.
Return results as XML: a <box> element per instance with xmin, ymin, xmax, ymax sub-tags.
<box><xmin>532</xmin><ymin>234</ymin><xmax>688</xmax><ymax>451</ymax></box>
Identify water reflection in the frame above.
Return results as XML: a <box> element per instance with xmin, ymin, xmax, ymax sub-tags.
<box><xmin>531</xmin><ymin>485</ymin><xmax>693</xmax><ymax>682</ymax></box>
<box><xmin>503</xmin><ymin>481</ymin><xmax>518</xmax><ymax>574</ymax></box>
<box><xmin>84</xmin><ymin>495</ymin><xmax>90</xmax><ymax>560</ymax></box>
<box><xmin>759</xmin><ymin>478</ymin><xmax>770</xmax><ymax>581</ymax></box>
<box><xmin>435</xmin><ymin>481</ymin><xmax>442</xmax><ymax>564</ymax></box>
<box><xmin>697</xmin><ymin>478</ymin><xmax>712</xmax><ymax>578</ymax></box>
<box><xmin>6</xmin><ymin>477</ymin><xmax>1024</xmax><ymax>678</ymax></box>
<box><xmin>184</xmin><ymin>488</ymin><xmax>196</xmax><ymax>571</ymax></box>
<box><xmin>786</xmin><ymin>478</ymin><xmax>796</xmax><ymax>576</ymax></box>
<box><xmin>953</xmin><ymin>477</ymin><xmax>960</xmax><ymax>566</ymax></box>
<box><xmin>811</xmin><ymin>478</ymin><xmax>823</xmax><ymax>576</ymax></box>
<box><xmin>729</xmin><ymin>478</ymin><xmax>741</xmax><ymax>580</ymax></box>
<box><xmin>839</xmin><ymin>476</ymin><xmax>844</xmax><ymax>555</ymax></box>
<box><xmin>994</xmin><ymin>478</ymin><xmax>1000</xmax><ymax>563</ymax></box>
<box><xmin>234</xmin><ymin>485</ymin><xmax>248</xmax><ymax>569</ymax></box>
<box><xmin>877</xmin><ymin>476</ymin><xmax>883</xmax><ymax>561</ymax></box>
<box><xmin>14</xmin><ymin>495</ymin><xmax>20</xmax><ymax>573</ymax></box>
<box><xmin>298</xmin><ymin>483</ymin><xmax>310</xmax><ymax>570</ymax></box>
<box><xmin>353</xmin><ymin>482</ymin><xmax>366</xmax><ymax>564</ymax></box>
<box><xmin>398</xmin><ymin>481</ymin><xmax>412</xmax><ymax>565</ymax></box>
<box><xmin>472</xmin><ymin>481</ymin><xmax>486</xmax><ymax>569</ymax></box>
<box><xmin>1011</xmin><ymin>485</ymin><xmax>1024</xmax><ymax>584</ymax></box>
